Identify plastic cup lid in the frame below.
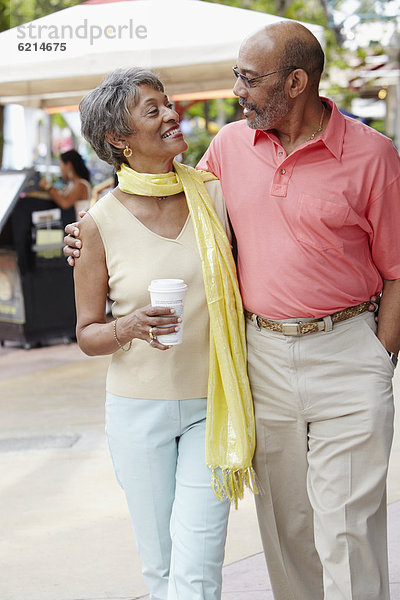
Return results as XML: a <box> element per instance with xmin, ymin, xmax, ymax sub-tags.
<box><xmin>148</xmin><ymin>279</ymin><xmax>188</xmax><ymax>292</ymax></box>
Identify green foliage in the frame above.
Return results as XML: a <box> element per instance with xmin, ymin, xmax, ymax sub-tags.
<box><xmin>185</xmin><ymin>101</ymin><xmax>214</xmax><ymax>120</ymax></box>
<box><xmin>184</xmin><ymin>98</ymin><xmax>238</xmax><ymax>122</ymax></box>
<box><xmin>183</xmin><ymin>129</ymin><xmax>216</xmax><ymax>168</ymax></box>
<box><xmin>201</xmin><ymin>0</ymin><xmax>278</xmax><ymax>13</ymax></box>
<box><xmin>0</xmin><ymin>0</ymin><xmax>11</xmax><ymax>32</ymax></box>
<box><xmin>221</xmin><ymin>98</ymin><xmax>240</xmax><ymax>121</ymax></box>
<box><xmin>284</xmin><ymin>0</ymin><xmax>327</xmax><ymax>26</ymax></box>
<box><xmin>329</xmin><ymin>57</ymin><xmax>349</xmax><ymax>69</ymax></box>
<box><xmin>51</xmin><ymin>112</ymin><xmax>68</xmax><ymax>129</ymax></box>
<box><xmin>0</xmin><ymin>0</ymin><xmax>82</xmax><ymax>31</ymax></box>
<box><xmin>326</xmin><ymin>85</ymin><xmax>358</xmax><ymax>109</ymax></box>
<box><xmin>357</xmin><ymin>47</ymin><xmax>368</xmax><ymax>59</ymax></box>
<box><xmin>367</xmin><ymin>119</ymin><xmax>386</xmax><ymax>134</ymax></box>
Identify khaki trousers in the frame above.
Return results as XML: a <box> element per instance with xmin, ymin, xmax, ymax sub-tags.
<box><xmin>246</xmin><ymin>311</ymin><xmax>394</xmax><ymax>600</ymax></box>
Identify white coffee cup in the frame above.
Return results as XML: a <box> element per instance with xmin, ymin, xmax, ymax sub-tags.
<box><xmin>148</xmin><ymin>279</ymin><xmax>188</xmax><ymax>345</ymax></box>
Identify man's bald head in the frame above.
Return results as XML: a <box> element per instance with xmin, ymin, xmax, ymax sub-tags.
<box><xmin>242</xmin><ymin>21</ymin><xmax>325</xmax><ymax>83</ymax></box>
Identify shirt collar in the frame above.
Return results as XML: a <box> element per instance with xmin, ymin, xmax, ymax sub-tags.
<box><xmin>252</xmin><ymin>97</ymin><xmax>345</xmax><ymax>161</ymax></box>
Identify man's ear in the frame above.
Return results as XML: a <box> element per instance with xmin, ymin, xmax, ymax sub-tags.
<box><xmin>285</xmin><ymin>68</ymin><xmax>309</xmax><ymax>99</ymax></box>
<box><xmin>105</xmin><ymin>132</ymin><xmax>126</xmax><ymax>149</ymax></box>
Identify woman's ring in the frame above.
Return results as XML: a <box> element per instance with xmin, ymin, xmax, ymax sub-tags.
<box><xmin>149</xmin><ymin>327</ymin><xmax>157</xmax><ymax>341</ymax></box>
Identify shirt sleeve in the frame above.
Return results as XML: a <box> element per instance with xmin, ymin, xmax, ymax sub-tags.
<box><xmin>196</xmin><ymin>135</ymin><xmax>222</xmax><ymax>179</ymax></box>
<box><xmin>367</xmin><ymin>166</ymin><xmax>400</xmax><ymax>280</ymax></box>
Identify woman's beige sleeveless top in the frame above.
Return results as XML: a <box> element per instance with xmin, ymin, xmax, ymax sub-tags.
<box><xmin>89</xmin><ymin>179</ymin><xmax>229</xmax><ymax>400</ymax></box>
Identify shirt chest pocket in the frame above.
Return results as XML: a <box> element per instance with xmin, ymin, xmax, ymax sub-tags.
<box><xmin>296</xmin><ymin>194</ymin><xmax>350</xmax><ymax>251</ymax></box>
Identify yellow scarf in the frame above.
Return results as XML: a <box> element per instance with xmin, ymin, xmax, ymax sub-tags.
<box><xmin>118</xmin><ymin>161</ymin><xmax>257</xmax><ymax>506</ymax></box>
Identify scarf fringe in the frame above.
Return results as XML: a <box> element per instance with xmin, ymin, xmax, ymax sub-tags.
<box><xmin>210</xmin><ymin>466</ymin><xmax>259</xmax><ymax>509</ymax></box>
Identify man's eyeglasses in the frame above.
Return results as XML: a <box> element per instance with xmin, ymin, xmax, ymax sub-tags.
<box><xmin>232</xmin><ymin>66</ymin><xmax>298</xmax><ymax>88</ymax></box>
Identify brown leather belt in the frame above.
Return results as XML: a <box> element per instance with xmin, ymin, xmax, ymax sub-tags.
<box><xmin>244</xmin><ymin>301</ymin><xmax>371</xmax><ymax>336</ymax></box>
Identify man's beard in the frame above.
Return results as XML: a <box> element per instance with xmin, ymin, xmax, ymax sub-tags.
<box><xmin>239</xmin><ymin>83</ymin><xmax>290</xmax><ymax>130</ymax></box>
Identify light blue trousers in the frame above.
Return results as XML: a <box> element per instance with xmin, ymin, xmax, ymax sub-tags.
<box><xmin>105</xmin><ymin>394</ymin><xmax>230</xmax><ymax>600</ymax></box>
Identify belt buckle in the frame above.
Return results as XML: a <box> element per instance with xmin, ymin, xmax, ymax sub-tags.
<box><xmin>281</xmin><ymin>322</ymin><xmax>301</xmax><ymax>336</ymax></box>
<box><xmin>251</xmin><ymin>313</ymin><xmax>261</xmax><ymax>331</ymax></box>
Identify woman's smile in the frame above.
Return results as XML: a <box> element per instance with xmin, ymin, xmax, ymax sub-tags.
<box><xmin>161</xmin><ymin>125</ymin><xmax>183</xmax><ymax>140</ymax></box>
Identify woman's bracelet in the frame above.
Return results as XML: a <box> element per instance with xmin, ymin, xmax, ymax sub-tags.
<box><xmin>113</xmin><ymin>318</ymin><xmax>132</xmax><ymax>352</ymax></box>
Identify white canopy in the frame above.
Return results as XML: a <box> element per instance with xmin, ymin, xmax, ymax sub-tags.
<box><xmin>0</xmin><ymin>0</ymin><xmax>324</xmax><ymax>109</ymax></box>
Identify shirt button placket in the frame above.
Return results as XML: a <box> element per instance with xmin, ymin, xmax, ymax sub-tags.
<box><xmin>271</xmin><ymin>158</ymin><xmax>290</xmax><ymax>196</ymax></box>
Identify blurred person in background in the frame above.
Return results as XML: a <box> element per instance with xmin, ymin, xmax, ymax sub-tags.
<box><xmin>40</xmin><ymin>149</ymin><xmax>91</xmax><ymax>219</ymax></box>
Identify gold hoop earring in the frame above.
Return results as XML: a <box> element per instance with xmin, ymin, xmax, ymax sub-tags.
<box><xmin>123</xmin><ymin>145</ymin><xmax>132</xmax><ymax>158</ymax></box>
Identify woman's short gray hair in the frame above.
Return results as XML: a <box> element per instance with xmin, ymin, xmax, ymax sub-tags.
<box><xmin>79</xmin><ymin>67</ymin><xmax>164</xmax><ymax>170</ymax></box>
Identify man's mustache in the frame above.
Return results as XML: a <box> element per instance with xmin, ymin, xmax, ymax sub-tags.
<box><xmin>238</xmin><ymin>98</ymin><xmax>259</xmax><ymax>113</ymax></box>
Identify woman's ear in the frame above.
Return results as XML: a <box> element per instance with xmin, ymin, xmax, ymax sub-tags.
<box><xmin>105</xmin><ymin>132</ymin><xmax>125</xmax><ymax>149</ymax></box>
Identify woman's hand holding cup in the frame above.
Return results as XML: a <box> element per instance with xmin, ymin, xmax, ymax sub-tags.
<box><xmin>121</xmin><ymin>304</ymin><xmax>182</xmax><ymax>351</ymax></box>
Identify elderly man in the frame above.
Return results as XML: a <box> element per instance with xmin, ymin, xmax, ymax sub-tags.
<box><xmin>197</xmin><ymin>20</ymin><xmax>400</xmax><ymax>600</ymax></box>
<box><xmin>64</xmin><ymin>20</ymin><xmax>400</xmax><ymax>600</ymax></box>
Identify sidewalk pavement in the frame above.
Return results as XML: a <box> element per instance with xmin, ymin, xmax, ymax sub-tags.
<box><xmin>0</xmin><ymin>339</ymin><xmax>399</xmax><ymax>600</ymax></box>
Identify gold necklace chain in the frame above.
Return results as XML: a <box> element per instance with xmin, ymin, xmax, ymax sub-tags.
<box><xmin>307</xmin><ymin>103</ymin><xmax>326</xmax><ymax>141</ymax></box>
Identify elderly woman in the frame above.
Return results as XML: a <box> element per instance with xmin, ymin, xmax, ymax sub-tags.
<box><xmin>72</xmin><ymin>67</ymin><xmax>256</xmax><ymax>600</ymax></box>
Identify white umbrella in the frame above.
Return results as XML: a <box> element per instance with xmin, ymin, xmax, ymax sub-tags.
<box><xmin>0</xmin><ymin>0</ymin><xmax>324</xmax><ymax>109</ymax></box>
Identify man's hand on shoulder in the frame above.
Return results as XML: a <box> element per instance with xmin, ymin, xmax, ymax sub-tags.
<box><xmin>63</xmin><ymin>210</ymin><xmax>89</xmax><ymax>265</ymax></box>
<box><xmin>63</xmin><ymin>220</ymin><xmax>83</xmax><ymax>267</ymax></box>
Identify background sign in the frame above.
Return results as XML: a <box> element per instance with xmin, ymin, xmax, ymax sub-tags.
<box><xmin>0</xmin><ymin>170</ymin><xmax>34</xmax><ymax>233</ymax></box>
